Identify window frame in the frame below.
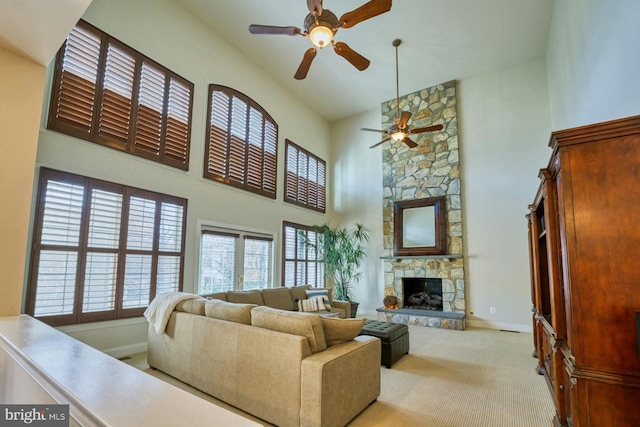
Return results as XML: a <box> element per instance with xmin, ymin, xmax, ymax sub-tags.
<box><xmin>198</xmin><ymin>225</ymin><xmax>274</xmax><ymax>294</ymax></box>
<box><xmin>26</xmin><ymin>168</ymin><xmax>188</xmax><ymax>326</ymax></box>
<box><xmin>281</xmin><ymin>221</ymin><xmax>325</xmax><ymax>287</ymax></box>
<box><xmin>284</xmin><ymin>139</ymin><xmax>326</xmax><ymax>213</ymax></box>
<box><xmin>203</xmin><ymin>84</ymin><xmax>278</xmax><ymax>199</ymax></box>
<box><xmin>47</xmin><ymin>19</ymin><xmax>194</xmax><ymax>171</ymax></box>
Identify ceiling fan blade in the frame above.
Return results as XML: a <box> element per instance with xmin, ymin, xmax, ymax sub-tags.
<box><xmin>369</xmin><ymin>137</ymin><xmax>390</xmax><ymax>149</ymax></box>
<box><xmin>249</xmin><ymin>25</ymin><xmax>302</xmax><ymax>36</ymax></box>
<box><xmin>411</xmin><ymin>124</ymin><xmax>444</xmax><ymax>134</ymax></box>
<box><xmin>339</xmin><ymin>0</ymin><xmax>392</xmax><ymax>29</ymax></box>
<box><xmin>333</xmin><ymin>42</ymin><xmax>370</xmax><ymax>71</ymax></box>
<box><xmin>399</xmin><ymin>111</ymin><xmax>411</xmax><ymax>129</ymax></box>
<box><xmin>360</xmin><ymin>127</ymin><xmax>386</xmax><ymax>133</ymax></box>
<box><xmin>294</xmin><ymin>48</ymin><xmax>317</xmax><ymax>80</ymax></box>
<box><xmin>307</xmin><ymin>0</ymin><xmax>322</xmax><ymax>15</ymax></box>
<box><xmin>402</xmin><ymin>136</ymin><xmax>418</xmax><ymax>148</ymax></box>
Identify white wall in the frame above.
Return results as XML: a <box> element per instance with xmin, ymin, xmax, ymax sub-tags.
<box><xmin>458</xmin><ymin>57</ymin><xmax>551</xmax><ymax>331</ymax></box>
<box><xmin>31</xmin><ymin>0</ymin><xmax>330</xmax><ymax>354</ymax></box>
<box><xmin>331</xmin><ymin>109</ymin><xmax>385</xmax><ymax>314</ymax></box>
<box><xmin>546</xmin><ymin>0</ymin><xmax>640</xmax><ymax>130</ymax></box>
<box><xmin>332</xmin><ymin>58</ymin><xmax>552</xmax><ymax>331</ymax></box>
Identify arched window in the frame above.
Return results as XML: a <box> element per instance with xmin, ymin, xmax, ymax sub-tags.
<box><xmin>204</xmin><ymin>85</ymin><xmax>278</xmax><ymax>198</ymax></box>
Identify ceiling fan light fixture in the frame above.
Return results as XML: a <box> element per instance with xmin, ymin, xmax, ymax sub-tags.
<box><xmin>309</xmin><ymin>24</ymin><xmax>334</xmax><ymax>47</ymax></box>
<box><xmin>391</xmin><ymin>130</ymin><xmax>406</xmax><ymax>141</ymax></box>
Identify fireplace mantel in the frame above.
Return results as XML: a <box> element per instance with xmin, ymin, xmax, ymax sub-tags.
<box><xmin>380</xmin><ymin>255</ymin><xmax>463</xmax><ymax>260</ymax></box>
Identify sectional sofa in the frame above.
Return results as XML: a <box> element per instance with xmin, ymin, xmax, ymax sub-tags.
<box><xmin>146</xmin><ymin>287</ymin><xmax>381</xmax><ymax>427</ymax></box>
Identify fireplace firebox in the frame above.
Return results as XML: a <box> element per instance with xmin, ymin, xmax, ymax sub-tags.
<box><xmin>402</xmin><ymin>278</ymin><xmax>443</xmax><ymax>311</ymax></box>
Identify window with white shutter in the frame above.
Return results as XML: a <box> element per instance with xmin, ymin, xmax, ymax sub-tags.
<box><xmin>48</xmin><ymin>20</ymin><xmax>194</xmax><ymax>170</ymax></box>
<box><xmin>284</xmin><ymin>140</ymin><xmax>326</xmax><ymax>213</ymax></box>
<box><xmin>282</xmin><ymin>221</ymin><xmax>325</xmax><ymax>287</ymax></box>
<box><xmin>204</xmin><ymin>85</ymin><xmax>278</xmax><ymax>198</ymax></box>
<box><xmin>26</xmin><ymin>168</ymin><xmax>187</xmax><ymax>326</ymax></box>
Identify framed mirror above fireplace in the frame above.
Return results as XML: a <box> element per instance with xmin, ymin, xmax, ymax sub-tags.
<box><xmin>393</xmin><ymin>196</ymin><xmax>446</xmax><ymax>256</ymax></box>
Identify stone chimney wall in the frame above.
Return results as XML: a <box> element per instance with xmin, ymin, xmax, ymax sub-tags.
<box><xmin>381</xmin><ymin>80</ymin><xmax>465</xmax><ymax>313</ymax></box>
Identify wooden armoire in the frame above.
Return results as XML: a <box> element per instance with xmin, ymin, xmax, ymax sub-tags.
<box><xmin>527</xmin><ymin>115</ymin><xmax>640</xmax><ymax>426</ymax></box>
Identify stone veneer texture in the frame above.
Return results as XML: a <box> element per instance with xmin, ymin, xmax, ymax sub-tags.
<box><xmin>381</xmin><ymin>80</ymin><xmax>465</xmax><ymax>314</ymax></box>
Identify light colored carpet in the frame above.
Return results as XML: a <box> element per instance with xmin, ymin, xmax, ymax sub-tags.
<box><xmin>135</xmin><ymin>325</ymin><xmax>556</xmax><ymax>426</ymax></box>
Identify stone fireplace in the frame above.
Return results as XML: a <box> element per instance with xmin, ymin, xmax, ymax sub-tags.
<box><xmin>376</xmin><ymin>80</ymin><xmax>466</xmax><ymax>330</ymax></box>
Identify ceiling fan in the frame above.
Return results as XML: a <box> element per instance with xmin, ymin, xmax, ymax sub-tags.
<box><xmin>362</xmin><ymin>39</ymin><xmax>444</xmax><ymax>149</ymax></box>
<box><xmin>248</xmin><ymin>0</ymin><xmax>392</xmax><ymax>80</ymax></box>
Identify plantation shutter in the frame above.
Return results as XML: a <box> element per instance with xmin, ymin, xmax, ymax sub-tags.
<box><xmin>317</xmin><ymin>161</ymin><xmax>326</xmax><ymax>212</ymax></box>
<box><xmin>284</xmin><ymin>140</ymin><xmax>326</xmax><ymax>213</ymax></box>
<box><xmin>27</xmin><ymin>169</ymin><xmax>187</xmax><ymax>326</ymax></box>
<box><xmin>50</xmin><ymin>24</ymin><xmax>101</xmax><ymax>138</ymax></box>
<box><xmin>204</xmin><ymin>85</ymin><xmax>278</xmax><ymax>199</ymax></box>
<box><xmin>157</xmin><ymin>201</ymin><xmax>184</xmax><ymax>294</ymax></box>
<box><xmin>98</xmin><ymin>42</ymin><xmax>135</xmax><ymax>147</ymax></box>
<box><xmin>165</xmin><ymin>78</ymin><xmax>192</xmax><ymax>165</ymax></box>
<box><xmin>263</xmin><ymin>120</ymin><xmax>277</xmax><ymax>194</ymax></box>
<box><xmin>48</xmin><ymin>20</ymin><xmax>193</xmax><ymax>171</ymax></box>
<box><xmin>82</xmin><ymin>187</ymin><xmax>123</xmax><ymax>315</ymax></box>
<box><xmin>33</xmin><ymin>179</ymin><xmax>85</xmax><ymax>317</ymax></box>
<box><xmin>228</xmin><ymin>97</ymin><xmax>247</xmax><ymax>185</ymax></box>
<box><xmin>282</xmin><ymin>222</ymin><xmax>325</xmax><ymax>287</ymax></box>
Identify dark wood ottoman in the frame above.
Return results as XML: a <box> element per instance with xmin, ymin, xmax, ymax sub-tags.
<box><xmin>359</xmin><ymin>320</ymin><xmax>409</xmax><ymax>368</ymax></box>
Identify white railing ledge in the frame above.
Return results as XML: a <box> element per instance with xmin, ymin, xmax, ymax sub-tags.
<box><xmin>0</xmin><ymin>315</ymin><xmax>259</xmax><ymax>427</ymax></box>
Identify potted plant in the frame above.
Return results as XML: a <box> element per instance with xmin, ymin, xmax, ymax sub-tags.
<box><xmin>299</xmin><ymin>223</ymin><xmax>370</xmax><ymax>317</ymax></box>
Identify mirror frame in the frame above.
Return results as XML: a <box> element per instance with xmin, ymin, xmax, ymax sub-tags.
<box><xmin>393</xmin><ymin>196</ymin><xmax>446</xmax><ymax>256</ymax></box>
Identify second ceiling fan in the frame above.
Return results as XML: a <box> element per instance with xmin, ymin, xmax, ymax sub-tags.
<box><xmin>362</xmin><ymin>39</ymin><xmax>444</xmax><ymax>149</ymax></box>
<box><xmin>249</xmin><ymin>0</ymin><xmax>392</xmax><ymax>80</ymax></box>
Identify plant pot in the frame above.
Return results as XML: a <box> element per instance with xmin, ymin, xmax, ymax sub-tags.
<box><xmin>349</xmin><ymin>301</ymin><xmax>359</xmax><ymax>318</ymax></box>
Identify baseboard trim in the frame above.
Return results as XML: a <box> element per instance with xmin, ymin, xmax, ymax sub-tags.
<box><xmin>466</xmin><ymin>319</ymin><xmax>532</xmax><ymax>333</ymax></box>
<box><xmin>105</xmin><ymin>341</ymin><xmax>148</xmax><ymax>359</ymax></box>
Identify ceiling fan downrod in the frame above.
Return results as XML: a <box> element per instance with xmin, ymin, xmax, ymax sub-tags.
<box><xmin>393</xmin><ymin>38</ymin><xmax>401</xmax><ymax>123</ymax></box>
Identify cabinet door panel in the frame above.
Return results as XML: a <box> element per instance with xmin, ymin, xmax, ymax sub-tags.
<box><xmin>560</xmin><ymin>135</ymin><xmax>640</xmax><ymax>374</ymax></box>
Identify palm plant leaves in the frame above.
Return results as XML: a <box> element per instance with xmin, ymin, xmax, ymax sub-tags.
<box><xmin>299</xmin><ymin>223</ymin><xmax>370</xmax><ymax>301</ymax></box>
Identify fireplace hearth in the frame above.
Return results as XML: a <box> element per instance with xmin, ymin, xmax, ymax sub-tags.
<box><xmin>402</xmin><ymin>278</ymin><xmax>443</xmax><ymax>311</ymax></box>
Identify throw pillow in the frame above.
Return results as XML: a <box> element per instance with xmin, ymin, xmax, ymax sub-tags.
<box><xmin>296</xmin><ymin>296</ymin><xmax>328</xmax><ymax>312</ymax></box>
<box><xmin>305</xmin><ymin>289</ymin><xmax>332</xmax><ymax>310</ymax></box>
<box><xmin>320</xmin><ymin>317</ymin><xmax>366</xmax><ymax>347</ymax></box>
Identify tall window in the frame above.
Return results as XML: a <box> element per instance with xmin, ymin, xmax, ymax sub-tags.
<box><xmin>199</xmin><ymin>228</ymin><xmax>273</xmax><ymax>294</ymax></box>
<box><xmin>285</xmin><ymin>140</ymin><xmax>326</xmax><ymax>212</ymax></box>
<box><xmin>204</xmin><ymin>85</ymin><xmax>278</xmax><ymax>198</ymax></box>
<box><xmin>282</xmin><ymin>221</ymin><xmax>324</xmax><ymax>287</ymax></box>
<box><xmin>48</xmin><ymin>20</ymin><xmax>194</xmax><ymax>170</ymax></box>
<box><xmin>26</xmin><ymin>168</ymin><xmax>187</xmax><ymax>326</ymax></box>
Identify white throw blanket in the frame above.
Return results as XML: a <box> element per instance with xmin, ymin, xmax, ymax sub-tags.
<box><xmin>144</xmin><ymin>292</ymin><xmax>199</xmax><ymax>334</ymax></box>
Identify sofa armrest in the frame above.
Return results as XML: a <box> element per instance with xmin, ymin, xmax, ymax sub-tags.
<box><xmin>300</xmin><ymin>336</ymin><xmax>380</xmax><ymax>427</ymax></box>
<box><xmin>331</xmin><ymin>300</ymin><xmax>351</xmax><ymax>318</ymax></box>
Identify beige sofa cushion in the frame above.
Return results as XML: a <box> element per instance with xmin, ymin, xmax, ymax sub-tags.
<box><xmin>175</xmin><ymin>297</ymin><xmax>207</xmax><ymax>315</ymax></box>
<box><xmin>205</xmin><ymin>299</ymin><xmax>256</xmax><ymax>325</ymax></box>
<box><xmin>320</xmin><ymin>317</ymin><xmax>366</xmax><ymax>347</ymax></box>
<box><xmin>227</xmin><ymin>289</ymin><xmax>264</xmax><ymax>305</ymax></box>
<box><xmin>261</xmin><ymin>287</ymin><xmax>296</xmax><ymax>310</ymax></box>
<box><xmin>251</xmin><ymin>306</ymin><xmax>327</xmax><ymax>353</ymax></box>
<box><xmin>201</xmin><ymin>292</ymin><xmax>227</xmax><ymax>301</ymax></box>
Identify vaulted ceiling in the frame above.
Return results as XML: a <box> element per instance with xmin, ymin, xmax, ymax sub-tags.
<box><xmin>0</xmin><ymin>0</ymin><xmax>555</xmax><ymax>123</ymax></box>
<box><xmin>176</xmin><ymin>0</ymin><xmax>555</xmax><ymax>122</ymax></box>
